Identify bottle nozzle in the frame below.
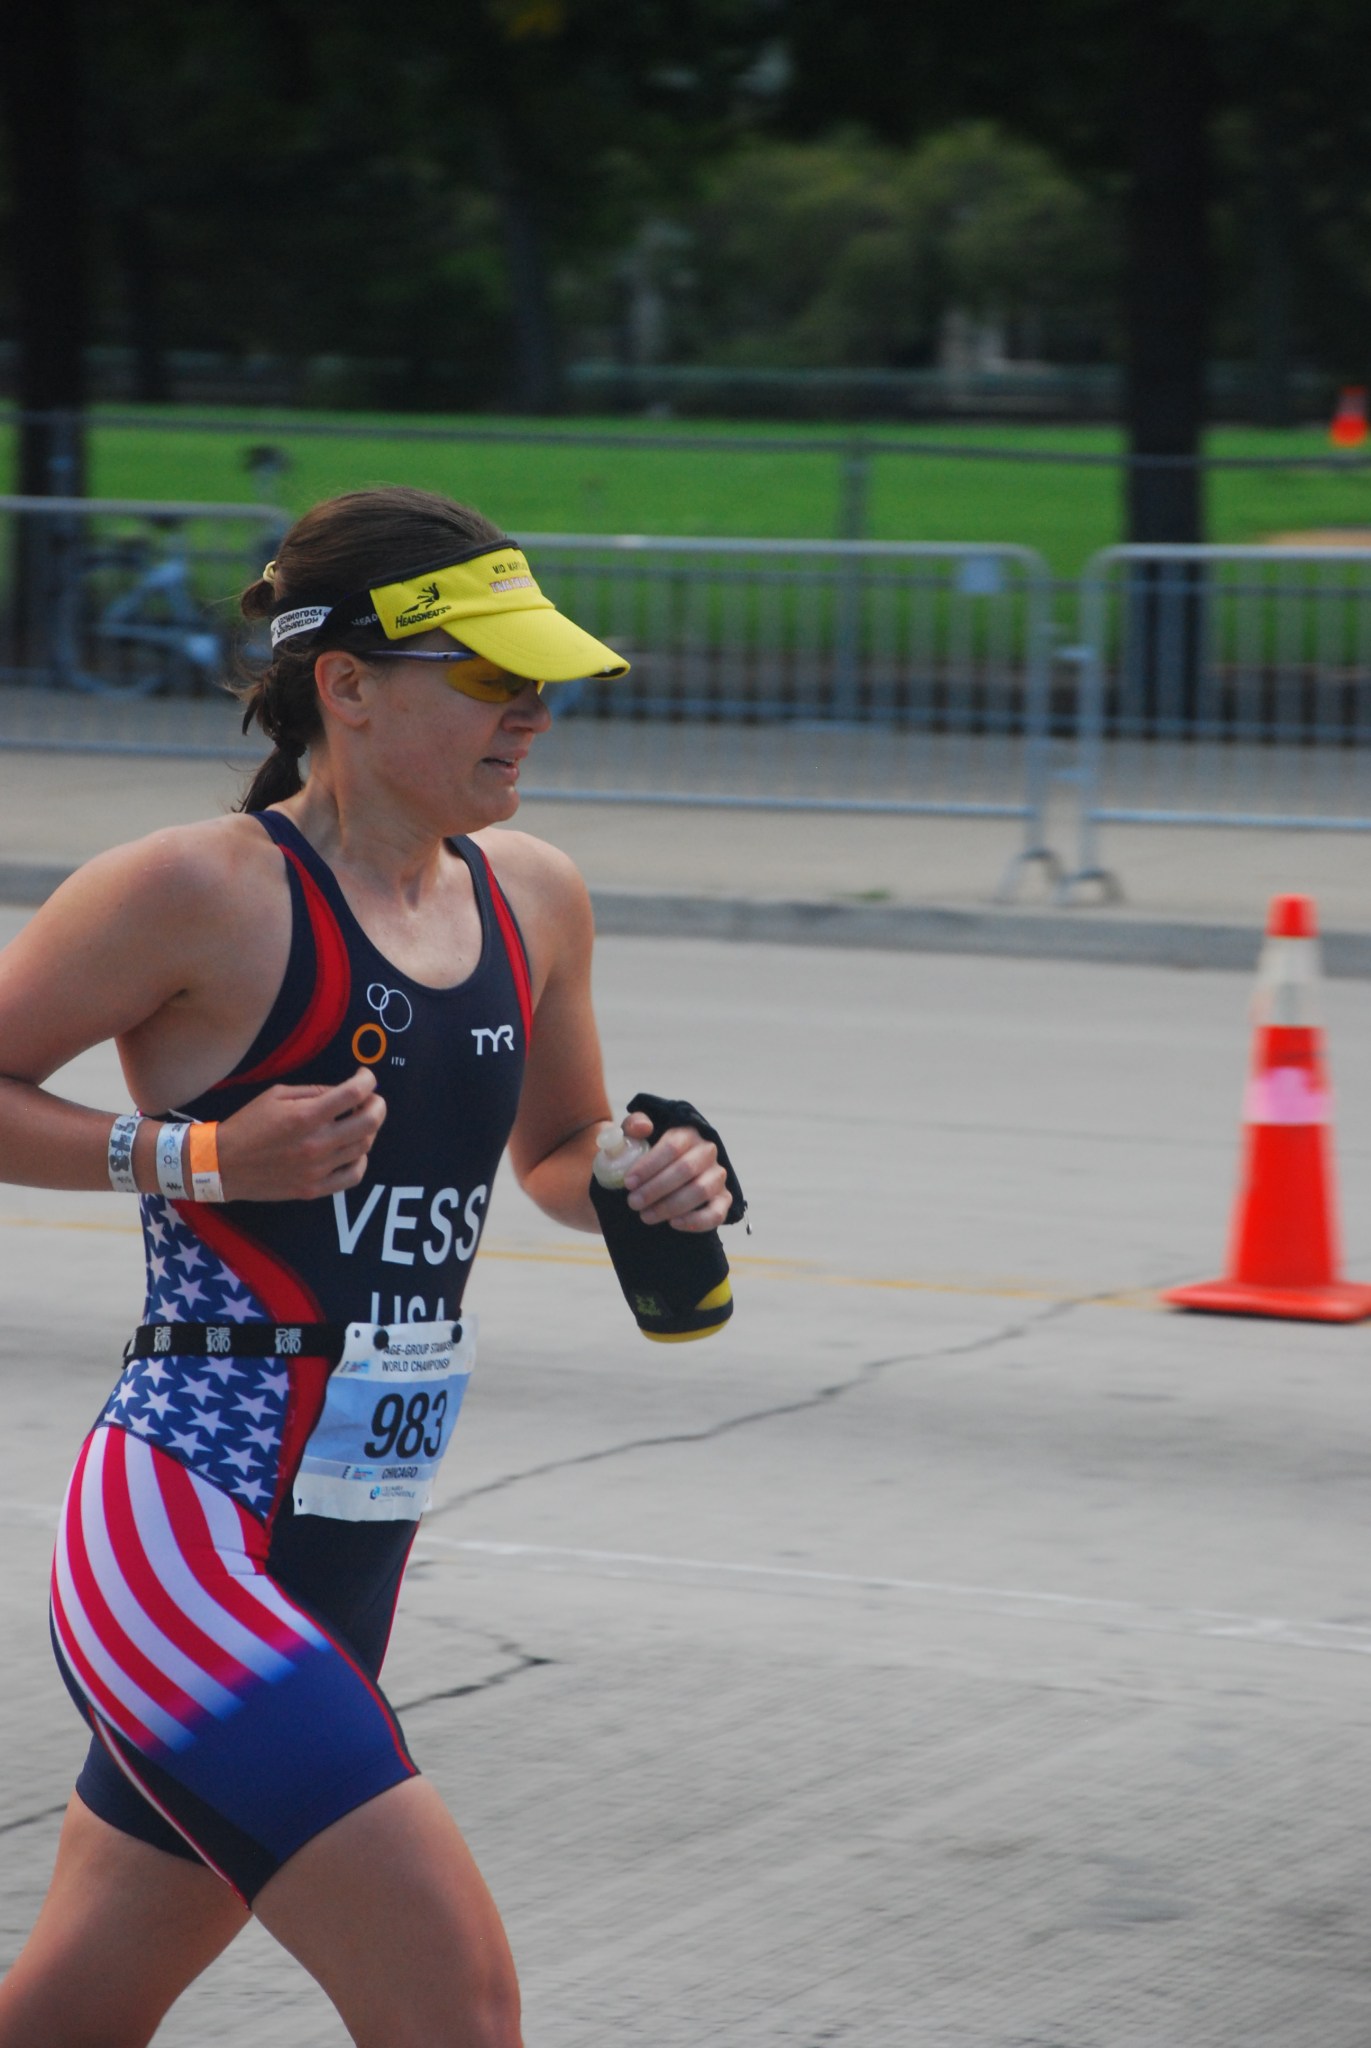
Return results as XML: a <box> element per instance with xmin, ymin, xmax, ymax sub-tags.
<box><xmin>592</xmin><ymin>1119</ymin><xmax>648</xmax><ymax>1189</ymax></box>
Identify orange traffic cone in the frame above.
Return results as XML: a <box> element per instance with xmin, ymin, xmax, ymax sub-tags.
<box><xmin>1330</xmin><ymin>386</ymin><xmax>1368</xmax><ymax>450</ymax></box>
<box><xmin>1164</xmin><ymin>894</ymin><xmax>1371</xmax><ymax>1322</ymax></box>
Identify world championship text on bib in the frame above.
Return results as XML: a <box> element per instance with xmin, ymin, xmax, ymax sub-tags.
<box><xmin>293</xmin><ymin>1317</ymin><xmax>476</xmax><ymax>1522</ymax></box>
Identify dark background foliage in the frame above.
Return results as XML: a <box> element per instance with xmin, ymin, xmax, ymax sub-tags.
<box><xmin>4</xmin><ymin>0</ymin><xmax>1371</xmax><ymax>535</ymax></box>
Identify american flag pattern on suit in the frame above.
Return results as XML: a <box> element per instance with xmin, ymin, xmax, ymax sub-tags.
<box><xmin>50</xmin><ymin>1195</ymin><xmax>414</xmax><ymax>1892</ymax></box>
<box><xmin>95</xmin><ymin>1197</ymin><xmax>292</xmax><ymax>1512</ymax></box>
<box><xmin>52</xmin><ymin>1423</ymin><xmax>325</xmax><ymax>1762</ymax></box>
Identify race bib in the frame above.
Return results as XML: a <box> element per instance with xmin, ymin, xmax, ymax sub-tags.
<box><xmin>293</xmin><ymin>1317</ymin><xmax>475</xmax><ymax>1523</ymax></box>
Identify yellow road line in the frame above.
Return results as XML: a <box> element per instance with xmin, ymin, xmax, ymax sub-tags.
<box><xmin>0</xmin><ymin>1211</ymin><xmax>1158</xmax><ymax>1309</ymax></box>
<box><xmin>0</xmin><ymin>1214</ymin><xmax>139</xmax><ymax>1235</ymax></box>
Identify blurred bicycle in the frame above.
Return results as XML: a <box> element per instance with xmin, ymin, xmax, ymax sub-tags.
<box><xmin>48</xmin><ymin>516</ymin><xmax>225</xmax><ymax>698</ymax></box>
<box><xmin>46</xmin><ymin>452</ymin><xmax>291</xmax><ymax>699</ymax></box>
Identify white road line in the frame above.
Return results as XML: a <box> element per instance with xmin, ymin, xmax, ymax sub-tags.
<box><xmin>417</xmin><ymin>1535</ymin><xmax>1371</xmax><ymax>1658</ymax></box>
<box><xmin>12</xmin><ymin>1507</ymin><xmax>1360</xmax><ymax>1659</ymax></box>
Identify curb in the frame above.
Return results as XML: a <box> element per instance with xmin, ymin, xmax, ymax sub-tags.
<box><xmin>0</xmin><ymin>863</ymin><xmax>78</xmax><ymax>908</ymax></box>
<box><xmin>6</xmin><ymin>861</ymin><xmax>1371</xmax><ymax>978</ymax></box>
<box><xmin>592</xmin><ymin>889</ymin><xmax>1371</xmax><ymax>976</ymax></box>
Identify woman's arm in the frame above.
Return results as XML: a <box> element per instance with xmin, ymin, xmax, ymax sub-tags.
<box><xmin>485</xmin><ymin>833</ymin><xmax>730</xmax><ymax>1234</ymax></box>
<box><xmin>0</xmin><ymin>830</ymin><xmax>384</xmax><ymax>1200</ymax></box>
<box><xmin>496</xmin><ymin>837</ymin><xmax>611</xmax><ymax>1229</ymax></box>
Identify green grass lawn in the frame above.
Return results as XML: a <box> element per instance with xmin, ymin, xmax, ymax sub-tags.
<box><xmin>5</xmin><ymin>408</ymin><xmax>1371</xmax><ymax>579</ymax></box>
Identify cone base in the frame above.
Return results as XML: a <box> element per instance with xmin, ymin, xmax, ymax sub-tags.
<box><xmin>1163</xmin><ymin>1276</ymin><xmax>1371</xmax><ymax>1323</ymax></box>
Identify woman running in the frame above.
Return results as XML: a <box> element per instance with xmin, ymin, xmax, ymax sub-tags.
<box><xmin>0</xmin><ymin>486</ymin><xmax>732</xmax><ymax>2047</ymax></box>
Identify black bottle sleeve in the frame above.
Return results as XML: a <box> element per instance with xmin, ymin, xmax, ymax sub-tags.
<box><xmin>589</xmin><ymin>1176</ymin><xmax>732</xmax><ymax>1337</ymax></box>
<box><xmin>588</xmin><ymin>1093</ymin><xmax>743</xmax><ymax>1339</ymax></box>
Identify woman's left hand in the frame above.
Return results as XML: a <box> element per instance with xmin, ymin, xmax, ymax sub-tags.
<box><xmin>618</xmin><ymin>1112</ymin><xmax>732</xmax><ymax>1231</ymax></box>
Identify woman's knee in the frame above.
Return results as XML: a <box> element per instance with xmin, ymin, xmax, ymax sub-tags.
<box><xmin>463</xmin><ymin>1955</ymin><xmax>523</xmax><ymax>2048</ymax></box>
<box><xmin>0</xmin><ymin>1798</ymin><xmax>246</xmax><ymax>2048</ymax></box>
<box><xmin>257</xmin><ymin>1779</ymin><xmax>524</xmax><ymax>2048</ymax></box>
<box><xmin>353</xmin><ymin>1967</ymin><xmax>521</xmax><ymax>2048</ymax></box>
<box><xmin>408</xmin><ymin>1931</ymin><xmax>522</xmax><ymax>2048</ymax></box>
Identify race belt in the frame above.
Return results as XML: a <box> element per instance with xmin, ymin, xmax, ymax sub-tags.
<box><xmin>125</xmin><ymin>1320</ymin><xmax>346</xmax><ymax>1361</ymax></box>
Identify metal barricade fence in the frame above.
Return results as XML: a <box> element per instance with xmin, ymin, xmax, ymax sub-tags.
<box><xmin>515</xmin><ymin>535</ymin><xmax>1058</xmax><ymax>897</ymax></box>
<box><xmin>0</xmin><ymin>515</ymin><xmax>1058</xmax><ymax>897</ymax></box>
<box><xmin>0</xmin><ymin>496</ymin><xmax>285</xmax><ymax>755</ymax></box>
<box><xmin>1064</xmin><ymin>544</ymin><xmax>1371</xmax><ymax>899</ymax></box>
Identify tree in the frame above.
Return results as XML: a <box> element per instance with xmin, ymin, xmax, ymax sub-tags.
<box><xmin>410</xmin><ymin>0</ymin><xmax>781</xmax><ymax>408</ymax></box>
<box><xmin>775</xmin><ymin>0</ymin><xmax>1371</xmax><ymax>541</ymax></box>
<box><xmin>24</xmin><ymin>0</ymin><xmax>779</xmax><ymax>416</ymax></box>
<box><xmin>666</xmin><ymin>123</ymin><xmax>1111</xmax><ymax>373</ymax></box>
<box><xmin>1</xmin><ymin>0</ymin><xmax>89</xmax><ymax>495</ymax></box>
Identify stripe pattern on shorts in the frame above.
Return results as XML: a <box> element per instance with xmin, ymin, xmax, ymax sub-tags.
<box><xmin>52</xmin><ymin>1426</ymin><xmax>326</xmax><ymax>1761</ymax></box>
<box><xmin>51</xmin><ymin>1425</ymin><xmax>416</xmax><ymax>1880</ymax></box>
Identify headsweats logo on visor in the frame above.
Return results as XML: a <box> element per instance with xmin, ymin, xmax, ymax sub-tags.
<box><xmin>392</xmin><ymin>580</ymin><xmax>445</xmax><ymax>630</ymax></box>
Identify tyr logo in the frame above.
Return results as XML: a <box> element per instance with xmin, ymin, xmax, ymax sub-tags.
<box><xmin>471</xmin><ymin>1024</ymin><xmax>516</xmax><ymax>1056</ymax></box>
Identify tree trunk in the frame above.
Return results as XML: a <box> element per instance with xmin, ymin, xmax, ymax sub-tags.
<box><xmin>484</xmin><ymin>109</ymin><xmax>562</xmax><ymax>414</ymax></box>
<box><xmin>2</xmin><ymin>0</ymin><xmax>89</xmax><ymax>490</ymax></box>
<box><xmin>1122</xmin><ymin>3</ymin><xmax>1210</xmax><ymax>725</ymax></box>
<box><xmin>116</xmin><ymin>201</ymin><xmax>170</xmax><ymax>406</ymax></box>
<box><xmin>1251</xmin><ymin>98</ymin><xmax>1293</xmax><ymax>429</ymax></box>
<box><xmin>1123</xmin><ymin>2</ymin><xmax>1210</xmax><ymax>545</ymax></box>
<box><xmin>1</xmin><ymin>0</ymin><xmax>89</xmax><ymax>665</ymax></box>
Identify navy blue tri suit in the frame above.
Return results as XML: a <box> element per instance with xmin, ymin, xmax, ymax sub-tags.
<box><xmin>50</xmin><ymin>811</ymin><xmax>532</xmax><ymax>1901</ymax></box>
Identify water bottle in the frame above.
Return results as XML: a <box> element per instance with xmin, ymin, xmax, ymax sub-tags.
<box><xmin>590</xmin><ymin>1121</ymin><xmax>734</xmax><ymax>1342</ymax></box>
<box><xmin>592</xmin><ymin>1123</ymin><xmax>651</xmax><ymax>1189</ymax></box>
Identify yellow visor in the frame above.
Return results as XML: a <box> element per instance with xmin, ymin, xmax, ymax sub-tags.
<box><xmin>367</xmin><ymin>546</ymin><xmax>629</xmax><ymax>682</ymax></box>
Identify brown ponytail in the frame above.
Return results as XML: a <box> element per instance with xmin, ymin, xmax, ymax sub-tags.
<box><xmin>232</xmin><ymin>487</ymin><xmax>505</xmax><ymax>814</ymax></box>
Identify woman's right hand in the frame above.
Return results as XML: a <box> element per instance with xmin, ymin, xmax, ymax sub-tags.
<box><xmin>216</xmin><ymin>1069</ymin><xmax>386</xmax><ymax>1202</ymax></box>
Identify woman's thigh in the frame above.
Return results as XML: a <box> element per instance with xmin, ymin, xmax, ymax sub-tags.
<box><xmin>0</xmin><ymin>1795</ymin><xmax>249</xmax><ymax>2048</ymax></box>
<box><xmin>253</xmin><ymin>1776</ymin><xmax>522</xmax><ymax>2048</ymax></box>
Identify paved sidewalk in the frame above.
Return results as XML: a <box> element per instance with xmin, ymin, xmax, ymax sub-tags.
<box><xmin>3</xmin><ymin>742</ymin><xmax>1370</xmax><ymax>972</ymax></box>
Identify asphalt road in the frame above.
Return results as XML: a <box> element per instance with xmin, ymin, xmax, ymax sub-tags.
<box><xmin>1</xmin><ymin>925</ymin><xmax>1370</xmax><ymax>2045</ymax></box>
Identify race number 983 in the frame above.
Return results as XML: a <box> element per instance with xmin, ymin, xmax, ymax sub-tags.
<box><xmin>365</xmin><ymin>1388</ymin><xmax>448</xmax><ymax>1461</ymax></box>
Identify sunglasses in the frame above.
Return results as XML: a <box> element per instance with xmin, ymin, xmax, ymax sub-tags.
<box><xmin>365</xmin><ymin>648</ymin><xmax>546</xmax><ymax>704</ymax></box>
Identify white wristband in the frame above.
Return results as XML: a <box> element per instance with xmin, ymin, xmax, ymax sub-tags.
<box><xmin>107</xmin><ymin>1112</ymin><xmax>141</xmax><ymax>1194</ymax></box>
<box><xmin>155</xmin><ymin>1122</ymin><xmax>189</xmax><ymax>1201</ymax></box>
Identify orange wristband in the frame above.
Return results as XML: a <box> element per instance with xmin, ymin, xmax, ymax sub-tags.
<box><xmin>187</xmin><ymin>1121</ymin><xmax>224</xmax><ymax>1203</ymax></box>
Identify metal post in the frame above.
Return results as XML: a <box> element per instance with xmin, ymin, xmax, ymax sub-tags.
<box><xmin>837</xmin><ymin>441</ymin><xmax>869</xmax><ymax>542</ymax></box>
<box><xmin>994</xmin><ymin>565</ymin><xmax>1063</xmax><ymax>900</ymax></box>
<box><xmin>830</xmin><ymin>445</ymin><xmax>871</xmax><ymax>719</ymax></box>
<box><xmin>830</xmin><ymin>547</ymin><xmax>863</xmax><ymax>721</ymax></box>
<box><xmin>45</xmin><ymin>409</ymin><xmax>81</xmax><ymax>493</ymax></box>
<box><xmin>1057</xmin><ymin>554</ymin><xmax>1124</xmax><ymax>902</ymax></box>
<box><xmin>42</xmin><ymin>410</ymin><xmax>85</xmax><ymax>683</ymax></box>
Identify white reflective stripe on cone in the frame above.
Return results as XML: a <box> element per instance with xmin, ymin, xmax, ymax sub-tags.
<box><xmin>1253</xmin><ymin>937</ymin><xmax>1323</xmax><ymax>1028</ymax></box>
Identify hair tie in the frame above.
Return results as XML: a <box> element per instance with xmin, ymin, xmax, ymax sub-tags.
<box><xmin>261</xmin><ymin>559</ymin><xmax>279</xmax><ymax>585</ymax></box>
<box><xmin>261</xmin><ymin>711</ymin><xmax>305</xmax><ymax>758</ymax></box>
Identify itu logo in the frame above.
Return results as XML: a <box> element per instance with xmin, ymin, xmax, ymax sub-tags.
<box><xmin>352</xmin><ymin>984</ymin><xmax>414</xmax><ymax>1066</ymax></box>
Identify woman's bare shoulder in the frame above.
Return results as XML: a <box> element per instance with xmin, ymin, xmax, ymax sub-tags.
<box><xmin>471</xmin><ymin>826</ymin><xmax>590</xmax><ymax>919</ymax></box>
<box><xmin>470</xmin><ymin>827</ymin><xmax>593</xmax><ymax>987</ymax></box>
<box><xmin>35</xmin><ymin>812</ymin><xmax>278</xmax><ymax>939</ymax></box>
<box><xmin>0</xmin><ymin>814</ymin><xmax>288</xmax><ymax>1083</ymax></box>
